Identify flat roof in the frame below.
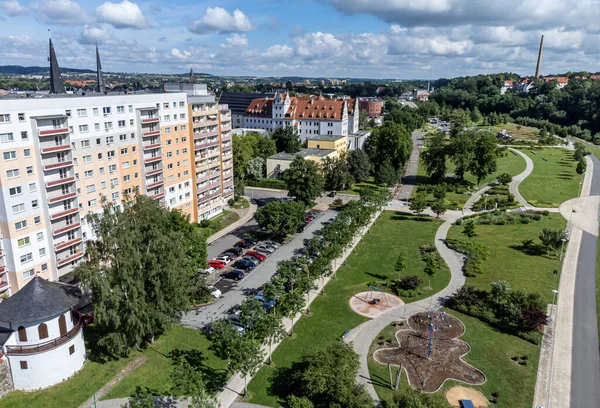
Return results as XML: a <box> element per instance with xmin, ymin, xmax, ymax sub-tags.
<box><xmin>306</xmin><ymin>134</ymin><xmax>346</xmax><ymax>142</ymax></box>
<box><xmin>268</xmin><ymin>148</ymin><xmax>337</xmax><ymax>161</ymax></box>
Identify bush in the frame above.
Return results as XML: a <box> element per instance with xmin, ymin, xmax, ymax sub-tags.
<box><xmin>520</xmin><ymin>217</ymin><xmax>530</xmax><ymax>224</ymax></box>
<box><xmin>332</xmin><ymin>198</ymin><xmax>344</xmax><ymax>207</ymax></box>
<box><xmin>199</xmin><ymin>219</ymin><xmax>211</xmax><ymax>228</ymax></box>
<box><xmin>228</xmin><ymin>198</ymin><xmax>235</xmax><ymax>206</ymax></box>
<box><xmin>533</xmin><ymin>214</ymin><xmax>542</xmax><ymax>221</ymax></box>
<box><xmin>455</xmin><ymin>218</ymin><xmax>463</xmax><ymax>226</ymax></box>
<box><xmin>396</xmin><ymin>275</ymin><xmax>423</xmax><ymax>290</ymax></box>
<box><xmin>246</xmin><ymin>178</ymin><xmax>287</xmax><ymax>190</ymax></box>
<box><xmin>542</xmin><ymin>210</ymin><xmax>550</xmax><ymax>216</ymax></box>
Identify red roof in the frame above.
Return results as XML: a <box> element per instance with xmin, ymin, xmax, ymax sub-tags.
<box><xmin>245</xmin><ymin>95</ymin><xmax>356</xmax><ymax>121</ymax></box>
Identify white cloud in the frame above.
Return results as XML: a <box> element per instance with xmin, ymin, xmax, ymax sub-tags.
<box><xmin>263</xmin><ymin>44</ymin><xmax>294</xmax><ymax>60</ymax></box>
<box><xmin>32</xmin><ymin>0</ymin><xmax>88</xmax><ymax>26</ymax></box>
<box><xmin>0</xmin><ymin>0</ymin><xmax>26</xmax><ymax>16</ymax></box>
<box><xmin>225</xmin><ymin>33</ymin><xmax>248</xmax><ymax>47</ymax></box>
<box><xmin>96</xmin><ymin>0</ymin><xmax>147</xmax><ymax>29</ymax></box>
<box><xmin>189</xmin><ymin>7</ymin><xmax>254</xmax><ymax>34</ymax></box>
<box><xmin>79</xmin><ymin>25</ymin><xmax>110</xmax><ymax>44</ymax></box>
<box><xmin>295</xmin><ymin>32</ymin><xmax>344</xmax><ymax>58</ymax></box>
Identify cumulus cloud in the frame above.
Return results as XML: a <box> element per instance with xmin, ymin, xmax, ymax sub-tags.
<box><xmin>79</xmin><ymin>25</ymin><xmax>110</xmax><ymax>44</ymax></box>
<box><xmin>189</xmin><ymin>7</ymin><xmax>254</xmax><ymax>34</ymax></box>
<box><xmin>0</xmin><ymin>0</ymin><xmax>27</xmax><ymax>16</ymax></box>
<box><xmin>263</xmin><ymin>44</ymin><xmax>294</xmax><ymax>59</ymax></box>
<box><xmin>32</xmin><ymin>0</ymin><xmax>89</xmax><ymax>25</ymax></box>
<box><xmin>225</xmin><ymin>33</ymin><xmax>248</xmax><ymax>47</ymax></box>
<box><xmin>96</xmin><ymin>0</ymin><xmax>147</xmax><ymax>29</ymax></box>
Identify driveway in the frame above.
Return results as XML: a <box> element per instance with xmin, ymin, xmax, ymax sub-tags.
<box><xmin>181</xmin><ymin>209</ymin><xmax>336</xmax><ymax>329</ymax></box>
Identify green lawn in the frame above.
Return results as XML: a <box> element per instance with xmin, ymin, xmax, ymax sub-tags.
<box><xmin>476</xmin><ymin>122</ymin><xmax>539</xmax><ymax>140</ymax></box>
<box><xmin>103</xmin><ymin>325</ymin><xmax>228</xmax><ymax>399</ymax></box>
<box><xmin>518</xmin><ymin>148</ymin><xmax>581</xmax><ymax>208</ymax></box>
<box><xmin>338</xmin><ymin>177</ymin><xmax>379</xmax><ymax>195</ymax></box>
<box><xmin>447</xmin><ymin>214</ymin><xmax>566</xmax><ymax>304</ymax></box>
<box><xmin>230</xmin><ymin>197</ymin><xmax>250</xmax><ymax>209</ymax></box>
<box><xmin>199</xmin><ymin>210</ymin><xmax>240</xmax><ymax>236</ymax></box>
<box><xmin>368</xmin><ymin>310</ymin><xmax>540</xmax><ymax>408</ymax></box>
<box><xmin>246</xmin><ymin>211</ymin><xmax>448</xmax><ymax>406</ymax></box>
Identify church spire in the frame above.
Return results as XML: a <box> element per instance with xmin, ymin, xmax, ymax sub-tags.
<box><xmin>96</xmin><ymin>43</ymin><xmax>105</xmax><ymax>94</ymax></box>
<box><xmin>189</xmin><ymin>67</ymin><xmax>195</xmax><ymax>83</ymax></box>
<box><xmin>48</xmin><ymin>38</ymin><xmax>65</xmax><ymax>94</ymax></box>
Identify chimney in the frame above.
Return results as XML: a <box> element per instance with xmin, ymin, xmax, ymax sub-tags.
<box><xmin>535</xmin><ymin>35</ymin><xmax>544</xmax><ymax>79</ymax></box>
<box><xmin>96</xmin><ymin>43</ymin><xmax>106</xmax><ymax>94</ymax></box>
<box><xmin>48</xmin><ymin>38</ymin><xmax>65</xmax><ymax>94</ymax></box>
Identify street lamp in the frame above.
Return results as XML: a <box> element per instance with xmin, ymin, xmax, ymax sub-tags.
<box><xmin>551</xmin><ymin>289</ymin><xmax>559</xmax><ymax>316</ymax></box>
<box><xmin>559</xmin><ymin>238</ymin><xmax>566</xmax><ymax>261</ymax></box>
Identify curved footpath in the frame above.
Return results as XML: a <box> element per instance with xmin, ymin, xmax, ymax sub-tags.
<box><xmin>508</xmin><ymin>148</ymin><xmax>534</xmax><ymax>209</ymax></box>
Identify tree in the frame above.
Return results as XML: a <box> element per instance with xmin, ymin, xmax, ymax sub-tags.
<box><xmin>279</xmin><ymin>282</ymin><xmax>305</xmax><ymax>336</ymax></box>
<box><xmin>421</xmin><ymin>132</ymin><xmax>447</xmax><ymax>181</ymax></box>
<box><xmin>394</xmin><ymin>251</ymin><xmax>406</xmax><ymax>280</ymax></box>
<box><xmin>283</xmin><ymin>156</ymin><xmax>325</xmax><ymax>205</ymax></box>
<box><xmin>346</xmin><ymin>149</ymin><xmax>371</xmax><ymax>183</ymax></box>
<box><xmin>246</xmin><ymin>157</ymin><xmax>265</xmax><ymax>180</ymax></box>
<box><xmin>576</xmin><ymin>158</ymin><xmax>587</xmax><ymax>174</ymax></box>
<box><xmin>430</xmin><ymin>198</ymin><xmax>447</xmax><ymax>218</ymax></box>
<box><xmin>448</xmin><ymin>131</ymin><xmax>474</xmax><ymax>181</ymax></box>
<box><xmin>263</xmin><ymin>313</ymin><xmax>286</xmax><ymax>364</ymax></box>
<box><xmin>294</xmin><ymin>341</ymin><xmax>373</xmax><ymax>407</ymax></box>
<box><xmin>432</xmin><ymin>184</ymin><xmax>447</xmax><ymax>200</ymax></box>
<box><xmin>462</xmin><ymin>220</ymin><xmax>477</xmax><ymax>240</ymax></box>
<box><xmin>255</xmin><ymin>200</ymin><xmax>306</xmax><ymax>237</ymax></box>
<box><xmin>209</xmin><ymin>318</ymin><xmax>244</xmax><ymax>372</ymax></box>
<box><xmin>375</xmin><ymin>158</ymin><xmax>399</xmax><ymax>186</ymax></box>
<box><xmin>272</xmin><ymin>126</ymin><xmax>302</xmax><ymax>153</ymax></box>
<box><xmin>74</xmin><ymin>195</ymin><xmax>197</xmax><ymax>357</ymax></box>
<box><xmin>170</xmin><ymin>356</ymin><xmax>206</xmax><ymax>397</ymax></box>
<box><xmin>449</xmin><ymin>109</ymin><xmax>471</xmax><ymax>137</ymax></box>
<box><xmin>364</xmin><ymin>122</ymin><xmax>412</xmax><ymax>173</ymax></box>
<box><xmin>359</xmin><ymin>186</ymin><xmax>392</xmax><ymax>211</ymax></box>
<box><xmin>257</xmin><ymin>135</ymin><xmax>277</xmax><ymax>159</ymax></box>
<box><xmin>469</xmin><ymin>132</ymin><xmax>500</xmax><ymax>184</ymax></box>
<box><xmin>234</xmin><ymin>338</ymin><xmax>265</xmax><ymax>397</ymax></box>
<box><xmin>358</xmin><ymin>108</ymin><xmax>369</xmax><ymax>130</ymax></box>
<box><xmin>471</xmin><ymin>107</ymin><xmax>483</xmax><ymax>124</ymax></box>
<box><xmin>538</xmin><ymin>228</ymin><xmax>567</xmax><ymax>255</ymax></box>
<box><xmin>322</xmin><ymin>156</ymin><xmax>353</xmax><ymax>191</ymax></box>
<box><xmin>424</xmin><ymin>256</ymin><xmax>437</xmax><ymax>276</ymax></box>
<box><xmin>409</xmin><ymin>193</ymin><xmax>427</xmax><ymax>216</ymax></box>
<box><xmin>497</xmin><ymin>172</ymin><xmax>513</xmax><ymax>185</ymax></box>
<box><xmin>287</xmin><ymin>395</ymin><xmax>315</xmax><ymax>408</ymax></box>
<box><xmin>232</xmin><ymin>134</ymin><xmax>255</xmax><ymax>180</ymax></box>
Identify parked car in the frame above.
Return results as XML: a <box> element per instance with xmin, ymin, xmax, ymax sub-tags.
<box><xmin>305</xmin><ymin>214</ymin><xmax>314</xmax><ymax>222</ymax></box>
<box><xmin>197</xmin><ymin>266</ymin><xmax>215</xmax><ymax>275</ymax></box>
<box><xmin>328</xmin><ymin>191</ymin><xmax>336</xmax><ymax>197</ymax></box>
<box><xmin>208</xmin><ymin>259</ymin><xmax>227</xmax><ymax>269</ymax></box>
<box><xmin>234</xmin><ymin>260</ymin><xmax>256</xmax><ymax>270</ymax></box>
<box><xmin>221</xmin><ymin>270</ymin><xmax>245</xmax><ymax>280</ymax></box>
<box><xmin>242</xmin><ymin>236</ymin><xmax>258</xmax><ymax>245</ymax></box>
<box><xmin>255</xmin><ymin>295</ymin><xmax>276</xmax><ymax>310</ymax></box>
<box><xmin>208</xmin><ymin>286</ymin><xmax>221</xmax><ymax>298</ymax></box>
<box><xmin>279</xmin><ymin>197</ymin><xmax>294</xmax><ymax>202</ymax></box>
<box><xmin>223</xmin><ymin>252</ymin><xmax>237</xmax><ymax>260</ymax></box>
<box><xmin>307</xmin><ymin>212</ymin><xmax>317</xmax><ymax>218</ymax></box>
<box><xmin>256</xmin><ymin>244</ymin><xmax>275</xmax><ymax>254</ymax></box>
<box><xmin>226</xmin><ymin>247</ymin><xmax>244</xmax><ymax>257</ymax></box>
<box><xmin>262</xmin><ymin>240</ymin><xmax>280</xmax><ymax>249</ymax></box>
<box><xmin>245</xmin><ymin>251</ymin><xmax>266</xmax><ymax>261</ymax></box>
<box><xmin>234</xmin><ymin>240</ymin><xmax>254</xmax><ymax>248</ymax></box>
<box><xmin>242</xmin><ymin>256</ymin><xmax>260</xmax><ymax>266</ymax></box>
<box><xmin>215</xmin><ymin>255</ymin><xmax>232</xmax><ymax>264</ymax></box>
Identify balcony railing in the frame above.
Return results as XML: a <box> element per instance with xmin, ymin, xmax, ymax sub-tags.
<box><xmin>52</xmin><ymin>223</ymin><xmax>81</xmax><ymax>237</ymax></box>
<box><xmin>193</xmin><ymin>130</ymin><xmax>219</xmax><ymax>139</ymax></box>
<box><xmin>0</xmin><ymin>265</ymin><xmax>6</xmax><ymax>274</ymax></box>
<box><xmin>44</xmin><ymin>160</ymin><xmax>73</xmax><ymax>171</ymax></box>
<box><xmin>46</xmin><ymin>176</ymin><xmax>75</xmax><ymax>188</ymax></box>
<box><xmin>143</xmin><ymin>143</ymin><xmax>161</xmax><ymax>151</ymax></box>
<box><xmin>141</xmin><ymin>117</ymin><xmax>160</xmax><ymax>124</ymax></box>
<box><xmin>0</xmin><ymin>281</ymin><xmax>9</xmax><ymax>292</ymax></box>
<box><xmin>146</xmin><ymin>168</ymin><xmax>163</xmax><ymax>177</ymax></box>
<box><xmin>143</xmin><ymin>130</ymin><xmax>161</xmax><ymax>137</ymax></box>
<box><xmin>6</xmin><ymin>317</ymin><xmax>82</xmax><ymax>355</ymax></box>
<box><xmin>55</xmin><ymin>237</ymin><xmax>83</xmax><ymax>252</ymax></box>
<box><xmin>144</xmin><ymin>156</ymin><xmax>162</xmax><ymax>164</ymax></box>
<box><xmin>57</xmin><ymin>251</ymin><xmax>84</xmax><ymax>268</ymax></box>
<box><xmin>41</xmin><ymin>144</ymin><xmax>71</xmax><ymax>154</ymax></box>
<box><xmin>50</xmin><ymin>207</ymin><xmax>79</xmax><ymax>221</ymax></box>
<box><xmin>39</xmin><ymin>127</ymin><xmax>69</xmax><ymax>137</ymax></box>
<box><xmin>146</xmin><ymin>180</ymin><xmax>164</xmax><ymax>189</ymax></box>
<box><xmin>151</xmin><ymin>192</ymin><xmax>165</xmax><ymax>200</ymax></box>
<box><xmin>48</xmin><ymin>192</ymin><xmax>77</xmax><ymax>204</ymax></box>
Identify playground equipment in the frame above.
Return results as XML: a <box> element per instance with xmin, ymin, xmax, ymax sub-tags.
<box><xmin>365</xmin><ymin>285</ymin><xmax>390</xmax><ymax>310</ymax></box>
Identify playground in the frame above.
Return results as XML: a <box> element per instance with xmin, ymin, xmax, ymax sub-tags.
<box><xmin>349</xmin><ymin>288</ymin><xmax>404</xmax><ymax>318</ymax></box>
<box><xmin>373</xmin><ymin>311</ymin><xmax>485</xmax><ymax>393</ymax></box>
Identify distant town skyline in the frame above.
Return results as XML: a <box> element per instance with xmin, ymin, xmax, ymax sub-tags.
<box><xmin>0</xmin><ymin>0</ymin><xmax>598</xmax><ymax>79</ymax></box>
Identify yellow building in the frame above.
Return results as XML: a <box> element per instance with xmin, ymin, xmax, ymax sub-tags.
<box><xmin>266</xmin><ymin>148</ymin><xmax>338</xmax><ymax>178</ymax></box>
<box><xmin>306</xmin><ymin>135</ymin><xmax>347</xmax><ymax>155</ymax></box>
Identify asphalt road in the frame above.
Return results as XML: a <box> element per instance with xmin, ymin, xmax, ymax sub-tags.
<box><xmin>181</xmin><ymin>207</ymin><xmax>335</xmax><ymax>329</ymax></box>
<box><xmin>570</xmin><ymin>154</ymin><xmax>600</xmax><ymax>407</ymax></box>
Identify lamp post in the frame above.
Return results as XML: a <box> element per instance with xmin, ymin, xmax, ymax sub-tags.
<box><xmin>551</xmin><ymin>289</ymin><xmax>559</xmax><ymax>316</ymax></box>
<box><xmin>559</xmin><ymin>238</ymin><xmax>566</xmax><ymax>261</ymax></box>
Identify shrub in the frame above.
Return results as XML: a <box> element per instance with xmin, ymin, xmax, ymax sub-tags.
<box><xmin>199</xmin><ymin>219</ymin><xmax>211</xmax><ymax>228</ymax></box>
<box><xmin>520</xmin><ymin>217</ymin><xmax>530</xmax><ymax>224</ymax></box>
<box><xmin>246</xmin><ymin>178</ymin><xmax>287</xmax><ymax>190</ymax></box>
<box><xmin>543</xmin><ymin>210</ymin><xmax>550</xmax><ymax>216</ymax></box>
<box><xmin>228</xmin><ymin>198</ymin><xmax>235</xmax><ymax>206</ymax></box>
<box><xmin>332</xmin><ymin>198</ymin><xmax>344</xmax><ymax>207</ymax></box>
<box><xmin>397</xmin><ymin>275</ymin><xmax>423</xmax><ymax>290</ymax></box>
<box><xmin>533</xmin><ymin>214</ymin><xmax>542</xmax><ymax>221</ymax></box>
<box><xmin>455</xmin><ymin>218</ymin><xmax>463</xmax><ymax>226</ymax></box>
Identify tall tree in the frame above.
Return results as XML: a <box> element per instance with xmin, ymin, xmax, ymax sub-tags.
<box><xmin>346</xmin><ymin>149</ymin><xmax>371</xmax><ymax>183</ymax></box>
<box><xmin>469</xmin><ymin>132</ymin><xmax>501</xmax><ymax>184</ymax></box>
<box><xmin>448</xmin><ymin>130</ymin><xmax>475</xmax><ymax>181</ymax></box>
<box><xmin>246</xmin><ymin>157</ymin><xmax>265</xmax><ymax>180</ymax></box>
<box><xmin>462</xmin><ymin>220</ymin><xmax>477</xmax><ymax>240</ymax></box>
<box><xmin>272</xmin><ymin>127</ymin><xmax>302</xmax><ymax>153</ymax></box>
<box><xmin>449</xmin><ymin>109</ymin><xmax>471</xmax><ymax>137</ymax></box>
<box><xmin>409</xmin><ymin>193</ymin><xmax>427</xmax><ymax>215</ymax></box>
<box><xmin>430</xmin><ymin>198</ymin><xmax>447</xmax><ymax>218</ymax></box>
<box><xmin>421</xmin><ymin>132</ymin><xmax>447</xmax><ymax>181</ymax></box>
<box><xmin>364</xmin><ymin>122</ymin><xmax>412</xmax><ymax>173</ymax></box>
<box><xmin>74</xmin><ymin>195</ymin><xmax>196</xmax><ymax>357</ymax></box>
<box><xmin>257</xmin><ymin>136</ymin><xmax>277</xmax><ymax>159</ymax></box>
<box><xmin>322</xmin><ymin>156</ymin><xmax>353</xmax><ymax>191</ymax></box>
<box><xmin>394</xmin><ymin>251</ymin><xmax>406</xmax><ymax>280</ymax></box>
<box><xmin>358</xmin><ymin>109</ymin><xmax>369</xmax><ymax>130</ymax></box>
<box><xmin>375</xmin><ymin>158</ymin><xmax>399</xmax><ymax>186</ymax></box>
<box><xmin>232</xmin><ymin>338</ymin><xmax>265</xmax><ymax>397</ymax></box>
<box><xmin>255</xmin><ymin>200</ymin><xmax>306</xmax><ymax>237</ymax></box>
<box><xmin>283</xmin><ymin>156</ymin><xmax>325</xmax><ymax>205</ymax></box>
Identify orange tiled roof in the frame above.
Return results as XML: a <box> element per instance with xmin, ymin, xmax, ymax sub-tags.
<box><xmin>505</xmin><ymin>80</ymin><xmax>514</xmax><ymax>86</ymax></box>
<box><xmin>589</xmin><ymin>75</ymin><xmax>600</xmax><ymax>80</ymax></box>
<box><xmin>245</xmin><ymin>96</ymin><xmax>356</xmax><ymax>121</ymax></box>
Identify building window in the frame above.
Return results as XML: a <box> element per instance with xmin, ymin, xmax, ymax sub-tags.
<box><xmin>106</xmin><ymin>136</ymin><xmax>114</xmax><ymax>144</ymax></box>
<box><xmin>88</xmin><ymin>199</ymin><xmax>97</xmax><ymax>207</ymax></box>
<box><xmin>69</xmin><ymin>345</ymin><xmax>75</xmax><ymax>355</ymax></box>
<box><xmin>86</xmin><ymin>185</ymin><xmax>96</xmax><ymax>193</ymax></box>
<box><xmin>24</xmin><ymin>148</ymin><xmax>31</xmax><ymax>157</ymax></box>
<box><xmin>0</xmin><ymin>114</ymin><xmax>10</xmax><ymax>122</ymax></box>
<box><xmin>18</xmin><ymin>237</ymin><xmax>30</xmax><ymax>247</ymax></box>
<box><xmin>120</xmin><ymin>148</ymin><xmax>128</xmax><ymax>155</ymax></box>
<box><xmin>103</xmin><ymin>107</ymin><xmax>111</xmax><ymax>114</ymax></box>
<box><xmin>32</xmin><ymin>200</ymin><xmax>38</xmax><ymax>209</ymax></box>
<box><xmin>20</xmin><ymin>253</ymin><xmax>33</xmax><ymax>264</ymax></box>
<box><xmin>118</xmin><ymin>120</ymin><xmax>126</xmax><ymax>128</ymax></box>
<box><xmin>39</xmin><ymin>248</ymin><xmax>46</xmax><ymax>257</ymax></box>
<box><xmin>123</xmin><ymin>175</ymin><xmax>130</xmax><ymax>182</ymax></box>
<box><xmin>85</xmin><ymin>170</ymin><xmax>94</xmax><ymax>178</ymax></box>
<box><xmin>81</xmin><ymin>140</ymin><xmax>90</xmax><ymax>148</ymax></box>
<box><xmin>29</xmin><ymin>183</ymin><xmax>36</xmax><ymax>192</ymax></box>
<box><xmin>79</xmin><ymin>124</ymin><xmax>89</xmax><ymax>133</ymax></box>
<box><xmin>168</xmin><ymin>175</ymin><xmax>174</xmax><ymax>181</ymax></box>
<box><xmin>19</xmin><ymin>361</ymin><xmax>28</xmax><ymax>369</ymax></box>
<box><xmin>117</xmin><ymin>105</ymin><xmax>124</xmax><ymax>113</ymax></box>
<box><xmin>41</xmin><ymin>263</ymin><xmax>48</xmax><ymax>271</ymax></box>
<box><xmin>128</xmin><ymin>105</ymin><xmax>133</xmax><ymax>112</ymax></box>
<box><xmin>15</xmin><ymin>220</ymin><xmax>27</xmax><ymax>230</ymax></box>
<box><xmin>83</xmin><ymin>155</ymin><xmax>92</xmax><ymax>163</ymax></box>
<box><xmin>107</xmin><ymin>151</ymin><xmax>115</xmax><ymax>159</ymax></box>
<box><xmin>12</xmin><ymin>203</ymin><xmax>25</xmax><ymax>214</ymax></box>
<box><xmin>77</xmin><ymin>108</ymin><xmax>87</xmax><ymax>117</ymax></box>
<box><xmin>0</xmin><ymin>132</ymin><xmax>13</xmax><ymax>142</ymax></box>
<box><xmin>95</xmin><ymin>123</ymin><xmax>100</xmax><ymax>131</ymax></box>
<box><xmin>26</xmin><ymin>166</ymin><xmax>33</xmax><ymax>175</ymax></box>
<box><xmin>3</xmin><ymin>151</ymin><xmax>16</xmax><ymax>160</ymax></box>
<box><xmin>104</xmin><ymin>122</ymin><xmax>113</xmax><ymax>131</ymax></box>
<box><xmin>109</xmin><ymin>164</ymin><xmax>117</xmax><ymax>172</ymax></box>
<box><xmin>6</xmin><ymin>169</ymin><xmax>19</xmax><ymax>178</ymax></box>
<box><xmin>9</xmin><ymin>186</ymin><xmax>22</xmax><ymax>196</ymax></box>
<box><xmin>37</xmin><ymin>232</ymin><xmax>44</xmax><ymax>241</ymax></box>
<box><xmin>101</xmin><ymin>181</ymin><xmax>107</xmax><ymax>189</ymax></box>
<box><xmin>22</xmin><ymin>269</ymin><xmax>34</xmax><ymax>279</ymax></box>
<box><xmin>21</xmin><ymin>131</ymin><xmax>28</xmax><ymax>140</ymax></box>
<box><xmin>99</xmin><ymin>167</ymin><xmax>105</xmax><ymax>174</ymax></box>
<box><xmin>119</xmin><ymin>134</ymin><xmax>127</xmax><ymax>141</ymax></box>
<box><xmin>167</xmin><ymin>152</ymin><xmax>172</xmax><ymax>158</ymax></box>
<box><xmin>38</xmin><ymin>323</ymin><xmax>49</xmax><ymax>339</ymax></box>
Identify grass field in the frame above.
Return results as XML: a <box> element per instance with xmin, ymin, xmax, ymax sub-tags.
<box><xmin>199</xmin><ymin>210</ymin><xmax>240</xmax><ymax>236</ymax></box>
<box><xmin>338</xmin><ymin>177</ymin><xmax>379</xmax><ymax>195</ymax></box>
<box><xmin>245</xmin><ymin>211</ymin><xmax>448</xmax><ymax>406</ymax></box>
<box><xmin>476</xmin><ymin>122</ymin><xmax>539</xmax><ymax>140</ymax></box>
<box><xmin>447</xmin><ymin>213</ymin><xmax>566</xmax><ymax>304</ymax></box>
<box><xmin>518</xmin><ymin>148</ymin><xmax>581</xmax><ymax>208</ymax></box>
<box><xmin>368</xmin><ymin>310</ymin><xmax>540</xmax><ymax>408</ymax></box>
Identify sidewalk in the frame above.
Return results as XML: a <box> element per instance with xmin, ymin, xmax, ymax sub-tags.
<box><xmin>207</xmin><ymin>199</ymin><xmax>257</xmax><ymax>244</ymax></box>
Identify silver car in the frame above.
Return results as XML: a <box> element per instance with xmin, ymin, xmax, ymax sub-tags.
<box><xmin>256</xmin><ymin>244</ymin><xmax>275</xmax><ymax>254</ymax></box>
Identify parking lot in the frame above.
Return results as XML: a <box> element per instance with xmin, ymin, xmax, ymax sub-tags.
<box><xmin>181</xmin><ymin>208</ymin><xmax>337</xmax><ymax>329</ymax></box>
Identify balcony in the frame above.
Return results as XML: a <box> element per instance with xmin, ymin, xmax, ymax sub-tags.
<box><xmin>0</xmin><ymin>281</ymin><xmax>9</xmax><ymax>292</ymax></box>
<box><xmin>223</xmin><ymin>181</ymin><xmax>234</xmax><ymax>189</ymax></box>
<box><xmin>193</xmin><ymin>130</ymin><xmax>219</xmax><ymax>139</ymax></box>
<box><xmin>143</xmin><ymin>130</ymin><xmax>161</xmax><ymax>137</ymax></box>
<box><xmin>146</xmin><ymin>180</ymin><xmax>164</xmax><ymax>189</ymax></box>
<box><xmin>57</xmin><ymin>251</ymin><xmax>84</xmax><ymax>268</ymax></box>
<box><xmin>195</xmin><ymin>140</ymin><xmax>220</xmax><ymax>150</ymax></box>
<box><xmin>151</xmin><ymin>192</ymin><xmax>165</xmax><ymax>200</ymax></box>
<box><xmin>50</xmin><ymin>207</ymin><xmax>79</xmax><ymax>221</ymax></box>
<box><xmin>48</xmin><ymin>192</ymin><xmax>77</xmax><ymax>204</ymax></box>
<box><xmin>39</xmin><ymin>127</ymin><xmax>69</xmax><ymax>137</ymax></box>
<box><xmin>143</xmin><ymin>143</ymin><xmax>161</xmax><ymax>151</ymax></box>
<box><xmin>198</xmin><ymin>190</ymin><xmax>222</xmax><ymax>202</ymax></box>
<box><xmin>43</xmin><ymin>160</ymin><xmax>73</xmax><ymax>171</ymax></box>
<box><xmin>146</xmin><ymin>168</ymin><xmax>163</xmax><ymax>177</ymax></box>
<box><xmin>142</xmin><ymin>117</ymin><xmax>160</xmax><ymax>124</ymax></box>
<box><xmin>46</xmin><ymin>176</ymin><xmax>75</xmax><ymax>188</ymax></box>
<box><xmin>221</xmin><ymin>125</ymin><xmax>232</xmax><ymax>132</ymax></box>
<box><xmin>0</xmin><ymin>265</ymin><xmax>6</xmax><ymax>274</ymax></box>
<box><xmin>41</xmin><ymin>144</ymin><xmax>71</xmax><ymax>154</ymax></box>
<box><xmin>6</xmin><ymin>316</ymin><xmax>82</xmax><ymax>355</ymax></box>
<box><xmin>197</xmin><ymin>181</ymin><xmax>220</xmax><ymax>194</ymax></box>
<box><xmin>55</xmin><ymin>237</ymin><xmax>83</xmax><ymax>252</ymax></box>
<box><xmin>52</xmin><ymin>223</ymin><xmax>81</xmax><ymax>237</ymax></box>
<box><xmin>144</xmin><ymin>156</ymin><xmax>162</xmax><ymax>164</ymax></box>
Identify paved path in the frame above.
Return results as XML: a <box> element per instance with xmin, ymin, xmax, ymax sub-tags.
<box><xmin>508</xmin><ymin>148</ymin><xmax>534</xmax><ymax>209</ymax></box>
<box><xmin>463</xmin><ymin>185</ymin><xmax>493</xmax><ymax>212</ymax></box>
<box><xmin>396</xmin><ymin>130</ymin><xmax>423</xmax><ymax>202</ymax></box>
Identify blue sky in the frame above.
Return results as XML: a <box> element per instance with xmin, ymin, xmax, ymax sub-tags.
<box><xmin>1</xmin><ymin>0</ymin><xmax>599</xmax><ymax>79</ymax></box>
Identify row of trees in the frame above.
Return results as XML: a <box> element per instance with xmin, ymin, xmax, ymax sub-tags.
<box><xmin>208</xmin><ymin>190</ymin><xmax>391</xmax><ymax>400</ymax></box>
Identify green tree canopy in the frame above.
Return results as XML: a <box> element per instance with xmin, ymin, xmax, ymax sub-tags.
<box><xmin>346</xmin><ymin>149</ymin><xmax>371</xmax><ymax>183</ymax></box>
<box><xmin>283</xmin><ymin>156</ymin><xmax>325</xmax><ymax>205</ymax></box>
<box><xmin>375</xmin><ymin>158</ymin><xmax>399</xmax><ymax>186</ymax></box>
<box><xmin>322</xmin><ymin>156</ymin><xmax>353</xmax><ymax>191</ymax></box>
<box><xmin>421</xmin><ymin>132</ymin><xmax>447</xmax><ymax>181</ymax></box>
<box><xmin>272</xmin><ymin>127</ymin><xmax>302</xmax><ymax>153</ymax></box>
<box><xmin>448</xmin><ymin>130</ymin><xmax>475</xmax><ymax>181</ymax></box>
<box><xmin>469</xmin><ymin>132</ymin><xmax>501</xmax><ymax>184</ymax></box>
<box><xmin>255</xmin><ymin>200</ymin><xmax>306</xmax><ymax>237</ymax></box>
<box><xmin>365</xmin><ymin>122</ymin><xmax>412</xmax><ymax>173</ymax></box>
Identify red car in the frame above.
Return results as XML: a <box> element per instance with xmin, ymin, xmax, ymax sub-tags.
<box><xmin>306</xmin><ymin>214</ymin><xmax>314</xmax><ymax>222</ymax></box>
<box><xmin>208</xmin><ymin>259</ymin><xmax>227</xmax><ymax>269</ymax></box>
<box><xmin>245</xmin><ymin>251</ymin><xmax>266</xmax><ymax>261</ymax></box>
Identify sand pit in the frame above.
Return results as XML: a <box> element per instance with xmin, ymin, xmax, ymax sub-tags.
<box><xmin>349</xmin><ymin>291</ymin><xmax>404</xmax><ymax>318</ymax></box>
<box><xmin>445</xmin><ymin>386</ymin><xmax>489</xmax><ymax>407</ymax></box>
<box><xmin>373</xmin><ymin>312</ymin><xmax>485</xmax><ymax>392</ymax></box>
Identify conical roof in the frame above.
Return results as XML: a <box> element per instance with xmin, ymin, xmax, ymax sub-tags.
<box><xmin>96</xmin><ymin>43</ymin><xmax>105</xmax><ymax>94</ymax></box>
<box><xmin>0</xmin><ymin>277</ymin><xmax>82</xmax><ymax>323</ymax></box>
<box><xmin>49</xmin><ymin>38</ymin><xmax>66</xmax><ymax>94</ymax></box>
